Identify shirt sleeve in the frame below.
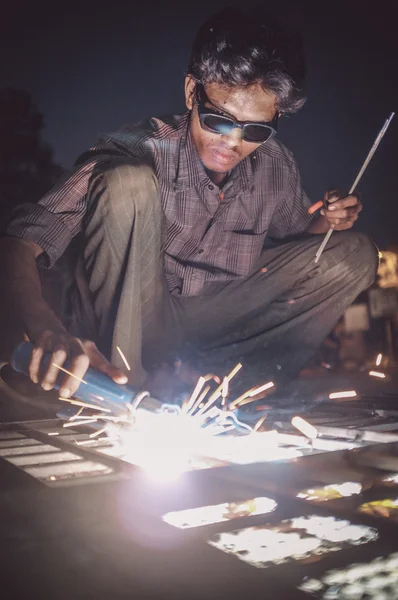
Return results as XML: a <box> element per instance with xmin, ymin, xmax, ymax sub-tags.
<box><xmin>268</xmin><ymin>153</ymin><xmax>314</xmax><ymax>240</ymax></box>
<box><xmin>6</xmin><ymin>159</ymin><xmax>98</xmax><ymax>267</ymax></box>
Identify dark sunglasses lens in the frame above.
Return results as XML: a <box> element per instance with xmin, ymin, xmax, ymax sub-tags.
<box><xmin>243</xmin><ymin>125</ymin><xmax>273</xmax><ymax>143</ymax></box>
<box><xmin>202</xmin><ymin>114</ymin><xmax>234</xmax><ymax>135</ymax></box>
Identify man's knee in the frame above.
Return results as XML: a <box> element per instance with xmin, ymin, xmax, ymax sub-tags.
<box><xmin>337</xmin><ymin>231</ymin><xmax>378</xmax><ymax>287</ymax></box>
<box><xmin>90</xmin><ymin>157</ymin><xmax>159</xmax><ymax>218</ymax></box>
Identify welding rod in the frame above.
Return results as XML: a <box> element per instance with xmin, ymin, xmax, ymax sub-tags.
<box><xmin>314</xmin><ymin>112</ymin><xmax>395</xmax><ymax>263</ymax></box>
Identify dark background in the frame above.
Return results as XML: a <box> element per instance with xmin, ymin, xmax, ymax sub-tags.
<box><xmin>1</xmin><ymin>0</ymin><xmax>397</xmax><ymax>247</ymax></box>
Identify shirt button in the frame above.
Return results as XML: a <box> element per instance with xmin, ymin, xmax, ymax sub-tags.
<box><xmin>208</xmin><ymin>184</ymin><xmax>214</xmax><ymax>190</ymax></box>
<box><xmin>198</xmin><ymin>249</ymin><xmax>204</xmax><ymax>254</ymax></box>
<box><xmin>191</xmin><ymin>273</ymin><xmax>196</xmax><ymax>279</ymax></box>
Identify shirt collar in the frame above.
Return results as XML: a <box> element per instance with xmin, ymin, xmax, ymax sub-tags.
<box><xmin>174</xmin><ymin>112</ymin><xmax>255</xmax><ymax>193</ymax></box>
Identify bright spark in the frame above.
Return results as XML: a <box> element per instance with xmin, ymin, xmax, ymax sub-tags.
<box><xmin>58</xmin><ymin>397</ymin><xmax>112</xmax><ymax>412</ymax></box>
<box><xmin>188</xmin><ymin>385</ymin><xmax>211</xmax><ymax>415</ymax></box>
<box><xmin>369</xmin><ymin>370</ymin><xmax>386</xmax><ymax>379</ymax></box>
<box><xmin>70</xmin><ymin>414</ymin><xmax>99</xmax><ymax>421</ymax></box>
<box><xmin>89</xmin><ymin>428</ymin><xmax>106</xmax><ymax>438</ymax></box>
<box><xmin>329</xmin><ymin>390</ymin><xmax>357</xmax><ymax>399</ymax></box>
<box><xmin>63</xmin><ymin>419</ymin><xmax>98</xmax><ymax>428</ymax></box>
<box><xmin>253</xmin><ymin>415</ymin><xmax>267</xmax><ymax>432</ymax></box>
<box><xmin>116</xmin><ymin>345</ymin><xmax>131</xmax><ymax>371</ymax></box>
<box><xmin>291</xmin><ymin>416</ymin><xmax>318</xmax><ymax>440</ymax></box>
<box><xmin>229</xmin><ymin>381</ymin><xmax>274</xmax><ymax>410</ymax></box>
<box><xmin>376</xmin><ymin>353</ymin><xmax>383</xmax><ymax>366</ymax></box>
<box><xmin>200</xmin><ymin>374</ymin><xmax>221</xmax><ymax>384</ymax></box>
<box><xmin>51</xmin><ymin>363</ymin><xmax>87</xmax><ymax>384</ymax></box>
<box><xmin>76</xmin><ymin>437</ymin><xmax>109</xmax><ymax>445</ymax></box>
<box><xmin>221</xmin><ymin>377</ymin><xmax>229</xmax><ymax>407</ymax></box>
<box><xmin>194</xmin><ymin>363</ymin><xmax>242</xmax><ymax>416</ymax></box>
<box><xmin>184</xmin><ymin>376</ymin><xmax>206</xmax><ymax>413</ymax></box>
<box><xmin>226</xmin><ymin>363</ymin><xmax>243</xmax><ymax>381</ymax></box>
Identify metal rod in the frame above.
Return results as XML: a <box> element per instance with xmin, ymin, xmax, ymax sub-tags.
<box><xmin>314</xmin><ymin>112</ymin><xmax>394</xmax><ymax>263</ymax></box>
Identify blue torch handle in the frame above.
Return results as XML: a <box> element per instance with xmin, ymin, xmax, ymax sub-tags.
<box><xmin>11</xmin><ymin>341</ymin><xmax>140</xmax><ymax>414</ymax></box>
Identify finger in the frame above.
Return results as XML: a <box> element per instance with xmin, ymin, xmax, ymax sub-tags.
<box><xmin>326</xmin><ymin>207</ymin><xmax>359</xmax><ymax>221</ymax></box>
<box><xmin>87</xmin><ymin>344</ymin><xmax>128</xmax><ymax>384</ymax></box>
<box><xmin>328</xmin><ymin>194</ymin><xmax>360</xmax><ymax>211</ymax></box>
<box><xmin>327</xmin><ymin>210</ymin><xmax>359</xmax><ymax>225</ymax></box>
<box><xmin>325</xmin><ymin>189</ymin><xmax>341</xmax><ymax>203</ymax></box>
<box><xmin>41</xmin><ymin>347</ymin><xmax>68</xmax><ymax>390</ymax></box>
<box><xmin>331</xmin><ymin>220</ymin><xmax>356</xmax><ymax>231</ymax></box>
<box><xmin>29</xmin><ymin>345</ymin><xmax>45</xmax><ymax>384</ymax></box>
<box><xmin>58</xmin><ymin>352</ymin><xmax>90</xmax><ymax>398</ymax></box>
<box><xmin>29</xmin><ymin>330</ymin><xmax>56</xmax><ymax>384</ymax></box>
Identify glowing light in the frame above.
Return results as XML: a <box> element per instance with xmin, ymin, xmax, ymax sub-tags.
<box><xmin>109</xmin><ymin>407</ymin><xmax>213</xmax><ymax>481</ymax></box>
<box><xmin>291</xmin><ymin>416</ymin><xmax>318</xmax><ymax>439</ymax></box>
<box><xmin>290</xmin><ymin>515</ymin><xmax>378</xmax><ymax>544</ymax></box>
<box><xmin>208</xmin><ymin>516</ymin><xmax>377</xmax><ymax>569</ymax></box>
<box><xmin>201</xmin><ymin>430</ymin><xmax>302</xmax><ymax>464</ymax></box>
<box><xmin>300</xmin><ymin>552</ymin><xmax>398</xmax><ymax>598</ymax></box>
<box><xmin>163</xmin><ymin>497</ymin><xmax>277</xmax><ymax>529</ymax></box>
<box><xmin>329</xmin><ymin>390</ymin><xmax>357</xmax><ymax>399</ymax></box>
<box><xmin>383</xmin><ymin>474</ymin><xmax>398</xmax><ymax>485</ymax></box>
<box><xmin>297</xmin><ymin>482</ymin><xmax>362</xmax><ymax>502</ymax></box>
<box><xmin>369</xmin><ymin>370</ymin><xmax>386</xmax><ymax>378</ymax></box>
<box><xmin>359</xmin><ymin>498</ymin><xmax>398</xmax><ymax>520</ymax></box>
<box><xmin>376</xmin><ymin>353</ymin><xmax>383</xmax><ymax>366</ymax></box>
<box><xmin>104</xmin><ymin>404</ymin><xmax>305</xmax><ymax>478</ymax></box>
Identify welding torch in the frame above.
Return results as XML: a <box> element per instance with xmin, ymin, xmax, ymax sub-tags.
<box><xmin>11</xmin><ymin>341</ymin><xmax>161</xmax><ymax>416</ymax></box>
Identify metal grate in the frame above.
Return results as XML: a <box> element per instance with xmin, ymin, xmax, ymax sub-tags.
<box><xmin>208</xmin><ymin>515</ymin><xmax>378</xmax><ymax>570</ymax></box>
<box><xmin>299</xmin><ymin>552</ymin><xmax>398</xmax><ymax>599</ymax></box>
<box><xmin>0</xmin><ymin>428</ymin><xmax>114</xmax><ymax>484</ymax></box>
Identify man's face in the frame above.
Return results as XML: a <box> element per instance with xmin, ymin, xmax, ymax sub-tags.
<box><xmin>185</xmin><ymin>77</ymin><xmax>278</xmax><ymax>175</ymax></box>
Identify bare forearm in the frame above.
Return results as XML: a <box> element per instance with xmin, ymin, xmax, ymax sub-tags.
<box><xmin>0</xmin><ymin>237</ymin><xmax>65</xmax><ymax>340</ymax></box>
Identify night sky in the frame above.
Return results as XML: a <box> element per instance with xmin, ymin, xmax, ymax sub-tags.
<box><xmin>1</xmin><ymin>0</ymin><xmax>397</xmax><ymax>247</ymax></box>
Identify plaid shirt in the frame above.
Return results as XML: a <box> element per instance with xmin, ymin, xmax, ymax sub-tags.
<box><xmin>7</xmin><ymin>112</ymin><xmax>313</xmax><ymax>296</ymax></box>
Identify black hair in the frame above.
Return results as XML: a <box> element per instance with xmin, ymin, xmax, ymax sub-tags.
<box><xmin>188</xmin><ymin>7</ymin><xmax>306</xmax><ymax>114</ymax></box>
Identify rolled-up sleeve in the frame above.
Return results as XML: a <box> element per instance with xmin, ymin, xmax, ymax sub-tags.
<box><xmin>6</xmin><ymin>160</ymin><xmax>98</xmax><ymax>267</ymax></box>
<box><xmin>268</xmin><ymin>153</ymin><xmax>314</xmax><ymax>240</ymax></box>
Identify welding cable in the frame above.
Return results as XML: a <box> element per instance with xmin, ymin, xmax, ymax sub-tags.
<box><xmin>220</xmin><ymin>411</ymin><xmax>253</xmax><ymax>434</ymax></box>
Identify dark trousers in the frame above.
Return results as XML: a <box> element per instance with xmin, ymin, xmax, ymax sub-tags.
<box><xmin>71</xmin><ymin>158</ymin><xmax>378</xmax><ymax>388</ymax></box>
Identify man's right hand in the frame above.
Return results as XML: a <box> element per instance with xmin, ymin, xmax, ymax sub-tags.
<box><xmin>1</xmin><ymin>237</ymin><xmax>129</xmax><ymax>399</ymax></box>
<box><xmin>29</xmin><ymin>330</ymin><xmax>128</xmax><ymax>398</ymax></box>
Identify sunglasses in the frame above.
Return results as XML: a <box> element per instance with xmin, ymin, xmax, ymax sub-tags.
<box><xmin>195</xmin><ymin>83</ymin><xmax>278</xmax><ymax>144</ymax></box>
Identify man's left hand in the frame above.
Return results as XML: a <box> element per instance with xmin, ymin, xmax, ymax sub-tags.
<box><xmin>321</xmin><ymin>190</ymin><xmax>363</xmax><ymax>231</ymax></box>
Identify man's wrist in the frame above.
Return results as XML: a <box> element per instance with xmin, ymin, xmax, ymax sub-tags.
<box><xmin>307</xmin><ymin>214</ymin><xmax>330</xmax><ymax>234</ymax></box>
<box><xmin>21</xmin><ymin>304</ymin><xmax>66</xmax><ymax>342</ymax></box>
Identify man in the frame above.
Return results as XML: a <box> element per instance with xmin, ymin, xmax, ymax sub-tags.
<box><xmin>1</xmin><ymin>8</ymin><xmax>377</xmax><ymax>402</ymax></box>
